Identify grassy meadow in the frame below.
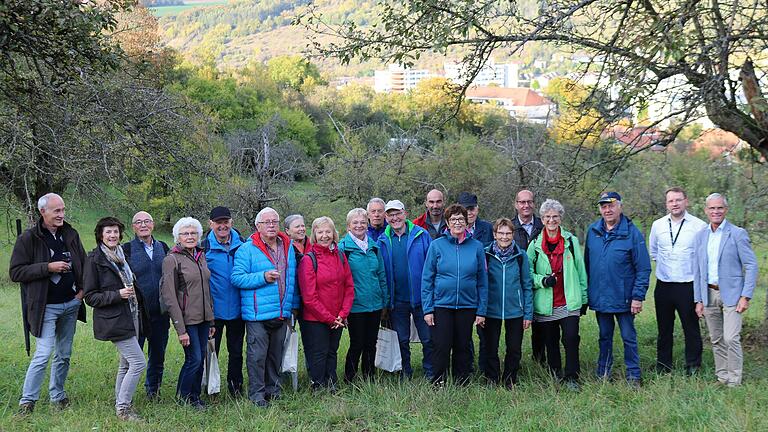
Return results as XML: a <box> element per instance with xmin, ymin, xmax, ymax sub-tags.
<box><xmin>0</xmin><ymin>208</ymin><xmax>766</xmax><ymax>431</ymax></box>
<box><xmin>150</xmin><ymin>1</ymin><xmax>228</xmax><ymax>18</ymax></box>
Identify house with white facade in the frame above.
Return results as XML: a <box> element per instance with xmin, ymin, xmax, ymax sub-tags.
<box><xmin>374</xmin><ymin>64</ymin><xmax>432</xmax><ymax>93</ymax></box>
<box><xmin>465</xmin><ymin>87</ymin><xmax>556</xmax><ymax>124</ymax></box>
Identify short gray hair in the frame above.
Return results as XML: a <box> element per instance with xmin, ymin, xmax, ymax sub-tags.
<box><xmin>255</xmin><ymin>207</ymin><xmax>280</xmax><ymax>225</ymax></box>
<box><xmin>366</xmin><ymin>197</ymin><xmax>385</xmax><ymax>211</ymax></box>
<box><xmin>705</xmin><ymin>193</ymin><xmax>729</xmax><ymax>208</ymax></box>
<box><xmin>346</xmin><ymin>208</ymin><xmax>368</xmax><ymax>226</ymax></box>
<box><xmin>283</xmin><ymin>214</ymin><xmax>305</xmax><ymax>231</ymax></box>
<box><xmin>540</xmin><ymin>199</ymin><xmax>565</xmax><ymax>217</ymax></box>
<box><xmin>37</xmin><ymin>193</ymin><xmax>62</xmax><ymax>211</ymax></box>
<box><xmin>172</xmin><ymin>217</ymin><xmax>203</xmax><ymax>244</ymax></box>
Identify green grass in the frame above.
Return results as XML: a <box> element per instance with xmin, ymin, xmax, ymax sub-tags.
<box><xmin>1</xmin><ymin>204</ymin><xmax>767</xmax><ymax>430</ymax></box>
<box><xmin>150</xmin><ymin>1</ymin><xmax>228</xmax><ymax>18</ymax></box>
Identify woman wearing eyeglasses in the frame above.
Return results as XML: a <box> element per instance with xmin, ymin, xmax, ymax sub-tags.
<box><xmin>526</xmin><ymin>199</ymin><xmax>587</xmax><ymax>391</ymax></box>
<box><xmin>160</xmin><ymin>217</ymin><xmax>215</xmax><ymax>409</ymax></box>
<box><xmin>421</xmin><ymin>204</ymin><xmax>488</xmax><ymax>385</ymax></box>
<box><xmin>479</xmin><ymin>217</ymin><xmax>533</xmax><ymax>388</ymax></box>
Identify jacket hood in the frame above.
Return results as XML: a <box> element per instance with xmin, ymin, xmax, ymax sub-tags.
<box><xmin>206</xmin><ymin>228</ymin><xmax>244</xmax><ymax>251</ymax></box>
<box><xmin>250</xmin><ymin>231</ymin><xmax>292</xmax><ymax>264</ymax></box>
<box><xmin>485</xmin><ymin>241</ymin><xmax>524</xmax><ymax>259</ymax></box>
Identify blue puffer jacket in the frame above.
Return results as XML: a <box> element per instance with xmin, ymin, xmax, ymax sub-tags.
<box><xmin>204</xmin><ymin>230</ymin><xmax>244</xmax><ymax>320</ymax></box>
<box><xmin>338</xmin><ymin>234</ymin><xmax>389</xmax><ymax>313</ymax></box>
<box><xmin>378</xmin><ymin>221</ymin><xmax>432</xmax><ymax>308</ymax></box>
<box><xmin>231</xmin><ymin>232</ymin><xmax>300</xmax><ymax>321</ymax></box>
<box><xmin>484</xmin><ymin>242</ymin><xmax>533</xmax><ymax>320</ymax></box>
<box><xmin>421</xmin><ymin>234</ymin><xmax>488</xmax><ymax>316</ymax></box>
<box><xmin>584</xmin><ymin>215</ymin><xmax>651</xmax><ymax>313</ymax></box>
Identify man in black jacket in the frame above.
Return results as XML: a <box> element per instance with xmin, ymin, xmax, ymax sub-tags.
<box><xmin>512</xmin><ymin>189</ymin><xmax>546</xmax><ymax>365</ymax></box>
<box><xmin>9</xmin><ymin>193</ymin><xmax>87</xmax><ymax>416</ymax></box>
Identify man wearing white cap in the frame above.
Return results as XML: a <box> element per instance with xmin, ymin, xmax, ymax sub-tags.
<box><xmin>377</xmin><ymin>200</ymin><xmax>435</xmax><ymax>379</ymax></box>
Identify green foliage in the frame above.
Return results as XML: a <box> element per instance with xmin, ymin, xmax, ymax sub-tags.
<box><xmin>267</xmin><ymin>55</ymin><xmax>325</xmax><ymax>91</ymax></box>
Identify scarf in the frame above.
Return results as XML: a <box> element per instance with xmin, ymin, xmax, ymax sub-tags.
<box><xmin>542</xmin><ymin>228</ymin><xmax>565</xmax><ymax>273</ymax></box>
<box><xmin>100</xmin><ymin>243</ymin><xmax>139</xmax><ymax>335</ymax></box>
<box><xmin>350</xmin><ymin>233</ymin><xmax>369</xmax><ymax>253</ymax></box>
<box><xmin>492</xmin><ymin>241</ymin><xmax>516</xmax><ymax>263</ymax></box>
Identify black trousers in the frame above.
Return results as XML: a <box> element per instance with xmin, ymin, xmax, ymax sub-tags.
<box><xmin>654</xmin><ymin>280</ymin><xmax>702</xmax><ymax>369</ymax></box>
<box><xmin>431</xmin><ymin>308</ymin><xmax>476</xmax><ymax>385</ymax></box>
<box><xmin>301</xmin><ymin>320</ymin><xmax>343</xmax><ymax>387</ymax></box>
<box><xmin>540</xmin><ymin>315</ymin><xmax>580</xmax><ymax>380</ymax></box>
<box><xmin>213</xmin><ymin>318</ymin><xmax>245</xmax><ymax>394</ymax></box>
<box><xmin>478</xmin><ymin>317</ymin><xmax>524</xmax><ymax>385</ymax></box>
<box><xmin>531</xmin><ymin>321</ymin><xmax>546</xmax><ymax>364</ymax></box>
<box><xmin>344</xmin><ymin>310</ymin><xmax>381</xmax><ymax>381</ymax></box>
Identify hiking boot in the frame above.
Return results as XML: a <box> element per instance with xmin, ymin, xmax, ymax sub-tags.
<box><xmin>52</xmin><ymin>397</ymin><xmax>70</xmax><ymax>410</ymax></box>
<box><xmin>116</xmin><ymin>407</ymin><xmax>143</xmax><ymax>422</ymax></box>
<box><xmin>16</xmin><ymin>402</ymin><xmax>35</xmax><ymax>417</ymax></box>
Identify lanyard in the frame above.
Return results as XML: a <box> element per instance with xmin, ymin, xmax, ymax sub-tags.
<box><xmin>668</xmin><ymin>218</ymin><xmax>685</xmax><ymax>247</ymax></box>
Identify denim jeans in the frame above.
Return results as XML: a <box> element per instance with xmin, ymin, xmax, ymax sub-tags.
<box><xmin>176</xmin><ymin>323</ymin><xmax>209</xmax><ymax>402</ymax></box>
<box><xmin>20</xmin><ymin>298</ymin><xmax>81</xmax><ymax>405</ymax></box>
<box><xmin>138</xmin><ymin>314</ymin><xmax>170</xmax><ymax>395</ymax></box>
<box><xmin>391</xmin><ymin>303</ymin><xmax>434</xmax><ymax>379</ymax></box>
<box><xmin>596</xmin><ymin>312</ymin><xmax>640</xmax><ymax>380</ymax></box>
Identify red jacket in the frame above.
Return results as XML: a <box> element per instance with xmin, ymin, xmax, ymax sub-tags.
<box><xmin>298</xmin><ymin>243</ymin><xmax>355</xmax><ymax>324</ymax></box>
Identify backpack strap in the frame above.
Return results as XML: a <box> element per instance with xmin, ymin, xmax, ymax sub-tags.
<box><xmin>307</xmin><ymin>251</ymin><xmax>318</xmax><ymax>273</ymax></box>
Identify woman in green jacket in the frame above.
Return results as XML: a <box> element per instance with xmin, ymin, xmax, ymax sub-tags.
<box><xmin>526</xmin><ymin>199</ymin><xmax>588</xmax><ymax>389</ymax></box>
<box><xmin>338</xmin><ymin>208</ymin><xmax>389</xmax><ymax>382</ymax></box>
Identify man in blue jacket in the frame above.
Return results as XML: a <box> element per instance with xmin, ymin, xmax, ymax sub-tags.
<box><xmin>378</xmin><ymin>200</ymin><xmax>434</xmax><ymax>380</ymax></box>
<box><xmin>584</xmin><ymin>192</ymin><xmax>651</xmax><ymax>387</ymax></box>
<box><xmin>204</xmin><ymin>206</ymin><xmax>245</xmax><ymax>397</ymax></box>
<box><xmin>123</xmin><ymin>210</ymin><xmax>169</xmax><ymax>400</ymax></box>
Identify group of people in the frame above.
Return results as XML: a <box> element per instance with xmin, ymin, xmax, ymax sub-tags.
<box><xmin>9</xmin><ymin>186</ymin><xmax>759</xmax><ymax>421</ymax></box>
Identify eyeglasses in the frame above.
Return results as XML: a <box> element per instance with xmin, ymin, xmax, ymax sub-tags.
<box><xmin>448</xmin><ymin>217</ymin><xmax>466</xmax><ymax>225</ymax></box>
<box><xmin>132</xmin><ymin>219</ymin><xmax>153</xmax><ymax>226</ymax></box>
<box><xmin>516</xmin><ymin>200</ymin><xmax>534</xmax><ymax>206</ymax></box>
<box><xmin>542</xmin><ymin>215</ymin><xmax>561</xmax><ymax>220</ymax></box>
<box><xmin>387</xmin><ymin>211</ymin><xmax>404</xmax><ymax>219</ymax></box>
<box><xmin>495</xmin><ymin>231</ymin><xmax>513</xmax><ymax>236</ymax></box>
<box><xmin>258</xmin><ymin>220</ymin><xmax>279</xmax><ymax>226</ymax></box>
<box><xmin>179</xmin><ymin>231</ymin><xmax>198</xmax><ymax>237</ymax></box>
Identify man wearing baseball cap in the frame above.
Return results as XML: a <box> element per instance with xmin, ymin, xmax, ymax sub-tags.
<box><xmin>203</xmin><ymin>206</ymin><xmax>247</xmax><ymax>397</ymax></box>
<box><xmin>584</xmin><ymin>192</ymin><xmax>651</xmax><ymax>387</ymax></box>
<box><xmin>378</xmin><ymin>200</ymin><xmax>435</xmax><ymax>380</ymax></box>
<box><xmin>457</xmin><ymin>192</ymin><xmax>493</xmax><ymax>247</ymax></box>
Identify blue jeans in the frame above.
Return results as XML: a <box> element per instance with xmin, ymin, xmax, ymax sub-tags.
<box><xmin>391</xmin><ymin>303</ymin><xmax>434</xmax><ymax>378</ymax></box>
<box><xmin>20</xmin><ymin>298</ymin><xmax>81</xmax><ymax>405</ymax></box>
<box><xmin>138</xmin><ymin>314</ymin><xmax>170</xmax><ymax>394</ymax></box>
<box><xmin>176</xmin><ymin>323</ymin><xmax>209</xmax><ymax>402</ymax></box>
<box><xmin>596</xmin><ymin>312</ymin><xmax>641</xmax><ymax>380</ymax></box>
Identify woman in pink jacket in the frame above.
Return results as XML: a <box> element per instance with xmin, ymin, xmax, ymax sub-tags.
<box><xmin>298</xmin><ymin>216</ymin><xmax>355</xmax><ymax>391</ymax></box>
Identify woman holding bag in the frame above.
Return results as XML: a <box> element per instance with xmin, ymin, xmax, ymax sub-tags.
<box><xmin>83</xmin><ymin>217</ymin><xmax>149</xmax><ymax>422</ymax></box>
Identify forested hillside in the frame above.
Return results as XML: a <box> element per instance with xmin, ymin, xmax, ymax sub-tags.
<box><xmin>155</xmin><ymin>0</ymin><xmax>567</xmax><ymax>76</ymax></box>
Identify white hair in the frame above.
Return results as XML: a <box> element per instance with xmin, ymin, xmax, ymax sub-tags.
<box><xmin>37</xmin><ymin>193</ymin><xmax>62</xmax><ymax>211</ymax></box>
<box><xmin>254</xmin><ymin>207</ymin><xmax>280</xmax><ymax>225</ymax></box>
<box><xmin>366</xmin><ymin>197</ymin><xmax>385</xmax><ymax>211</ymax></box>
<box><xmin>172</xmin><ymin>217</ymin><xmax>203</xmax><ymax>244</ymax></box>
<box><xmin>283</xmin><ymin>214</ymin><xmax>305</xmax><ymax>231</ymax></box>
<box><xmin>540</xmin><ymin>199</ymin><xmax>566</xmax><ymax>217</ymax></box>
<box><xmin>705</xmin><ymin>193</ymin><xmax>729</xmax><ymax>208</ymax></box>
<box><xmin>346</xmin><ymin>208</ymin><xmax>368</xmax><ymax>226</ymax></box>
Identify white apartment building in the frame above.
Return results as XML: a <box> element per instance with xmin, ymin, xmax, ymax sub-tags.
<box><xmin>444</xmin><ymin>59</ymin><xmax>519</xmax><ymax>88</ymax></box>
<box><xmin>374</xmin><ymin>64</ymin><xmax>432</xmax><ymax>93</ymax></box>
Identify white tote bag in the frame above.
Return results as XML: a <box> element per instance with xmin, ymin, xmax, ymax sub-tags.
<box><xmin>201</xmin><ymin>338</ymin><xmax>221</xmax><ymax>395</ymax></box>
<box><xmin>281</xmin><ymin>327</ymin><xmax>299</xmax><ymax>374</ymax></box>
<box><xmin>375</xmin><ymin>327</ymin><xmax>402</xmax><ymax>372</ymax></box>
<box><xmin>409</xmin><ymin>316</ymin><xmax>421</xmax><ymax>343</ymax></box>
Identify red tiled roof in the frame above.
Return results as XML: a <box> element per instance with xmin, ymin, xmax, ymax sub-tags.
<box><xmin>465</xmin><ymin>87</ymin><xmax>552</xmax><ymax>106</ymax></box>
<box><xmin>601</xmin><ymin>125</ymin><xmax>663</xmax><ymax>148</ymax></box>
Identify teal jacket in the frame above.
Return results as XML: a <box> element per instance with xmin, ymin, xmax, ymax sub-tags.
<box><xmin>338</xmin><ymin>234</ymin><xmax>389</xmax><ymax>313</ymax></box>
<box><xmin>485</xmin><ymin>242</ymin><xmax>533</xmax><ymax>320</ymax></box>
<box><xmin>421</xmin><ymin>234</ymin><xmax>488</xmax><ymax>316</ymax></box>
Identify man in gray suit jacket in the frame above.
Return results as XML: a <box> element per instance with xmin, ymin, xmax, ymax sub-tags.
<box><xmin>693</xmin><ymin>193</ymin><xmax>758</xmax><ymax>387</ymax></box>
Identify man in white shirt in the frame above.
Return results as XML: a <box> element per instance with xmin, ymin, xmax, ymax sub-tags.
<box><xmin>649</xmin><ymin>187</ymin><xmax>707</xmax><ymax>375</ymax></box>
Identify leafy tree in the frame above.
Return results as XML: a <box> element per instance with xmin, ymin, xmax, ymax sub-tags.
<box><xmin>266</xmin><ymin>55</ymin><xmax>325</xmax><ymax>92</ymax></box>
<box><xmin>301</xmin><ymin>0</ymin><xmax>768</xmax><ymax>159</ymax></box>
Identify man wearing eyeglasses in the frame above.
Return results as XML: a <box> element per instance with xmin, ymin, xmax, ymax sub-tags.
<box><xmin>379</xmin><ymin>200</ymin><xmax>435</xmax><ymax>380</ymax></box>
<box><xmin>122</xmin><ymin>211</ymin><xmax>170</xmax><ymax>400</ymax></box>
<box><xmin>512</xmin><ymin>190</ymin><xmax>546</xmax><ymax>365</ymax></box>
<box><xmin>232</xmin><ymin>207</ymin><xmax>301</xmax><ymax>407</ymax></box>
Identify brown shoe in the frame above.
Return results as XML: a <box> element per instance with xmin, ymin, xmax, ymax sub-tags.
<box><xmin>52</xmin><ymin>397</ymin><xmax>70</xmax><ymax>410</ymax></box>
<box><xmin>116</xmin><ymin>407</ymin><xmax>143</xmax><ymax>422</ymax></box>
<box><xmin>16</xmin><ymin>402</ymin><xmax>35</xmax><ymax>417</ymax></box>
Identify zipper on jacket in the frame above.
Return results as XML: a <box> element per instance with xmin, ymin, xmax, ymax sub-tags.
<box><xmin>455</xmin><ymin>243</ymin><xmax>460</xmax><ymax>309</ymax></box>
<box><xmin>501</xmin><ymin>261</ymin><xmax>506</xmax><ymax>318</ymax></box>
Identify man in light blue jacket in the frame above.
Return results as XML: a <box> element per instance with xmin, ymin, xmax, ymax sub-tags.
<box><xmin>693</xmin><ymin>193</ymin><xmax>758</xmax><ymax>387</ymax></box>
<box><xmin>584</xmin><ymin>192</ymin><xmax>651</xmax><ymax>387</ymax></box>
